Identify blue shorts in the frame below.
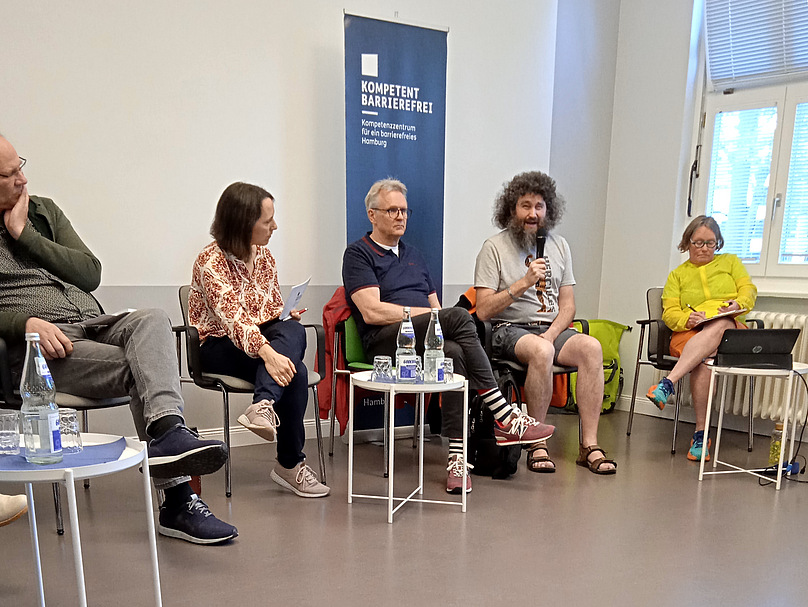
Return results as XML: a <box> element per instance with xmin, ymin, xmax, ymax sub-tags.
<box><xmin>491</xmin><ymin>323</ymin><xmax>580</xmax><ymax>364</ymax></box>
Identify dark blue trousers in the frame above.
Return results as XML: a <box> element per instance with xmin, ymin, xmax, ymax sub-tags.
<box><xmin>200</xmin><ymin>319</ymin><xmax>308</xmax><ymax>469</ymax></box>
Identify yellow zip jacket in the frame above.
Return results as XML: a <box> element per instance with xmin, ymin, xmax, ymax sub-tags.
<box><xmin>661</xmin><ymin>253</ymin><xmax>757</xmax><ymax>332</ymax></box>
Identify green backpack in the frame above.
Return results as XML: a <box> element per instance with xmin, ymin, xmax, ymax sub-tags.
<box><xmin>560</xmin><ymin>319</ymin><xmax>630</xmax><ymax>414</ymax></box>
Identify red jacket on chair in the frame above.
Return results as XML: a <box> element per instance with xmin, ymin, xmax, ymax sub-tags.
<box><xmin>320</xmin><ymin>287</ymin><xmax>352</xmax><ymax>433</ymax></box>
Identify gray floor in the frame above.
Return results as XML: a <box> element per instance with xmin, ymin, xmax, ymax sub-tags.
<box><xmin>2</xmin><ymin>410</ymin><xmax>808</xmax><ymax>607</ymax></box>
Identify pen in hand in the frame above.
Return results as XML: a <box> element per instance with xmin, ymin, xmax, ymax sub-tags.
<box><xmin>686</xmin><ymin>304</ymin><xmax>698</xmax><ymax>313</ymax></box>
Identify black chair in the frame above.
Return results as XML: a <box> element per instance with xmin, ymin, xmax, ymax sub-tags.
<box><xmin>626</xmin><ymin>287</ymin><xmax>763</xmax><ymax>453</ymax></box>
<box><xmin>175</xmin><ymin>286</ymin><xmax>327</xmax><ymax>497</ymax></box>
<box><xmin>0</xmin><ymin>337</ymin><xmax>130</xmax><ymax>534</ymax></box>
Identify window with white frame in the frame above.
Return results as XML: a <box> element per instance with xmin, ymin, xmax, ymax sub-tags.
<box><xmin>697</xmin><ymin>1</ymin><xmax>808</xmax><ymax>284</ymax></box>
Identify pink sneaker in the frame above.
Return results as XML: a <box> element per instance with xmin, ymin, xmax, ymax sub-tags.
<box><xmin>446</xmin><ymin>454</ymin><xmax>472</xmax><ymax>494</ymax></box>
<box><xmin>494</xmin><ymin>413</ymin><xmax>554</xmax><ymax>446</ymax></box>
<box><xmin>237</xmin><ymin>399</ymin><xmax>280</xmax><ymax>442</ymax></box>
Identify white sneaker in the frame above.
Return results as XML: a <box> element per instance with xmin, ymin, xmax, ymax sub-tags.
<box><xmin>238</xmin><ymin>399</ymin><xmax>280</xmax><ymax>441</ymax></box>
<box><xmin>0</xmin><ymin>493</ymin><xmax>28</xmax><ymax>527</ymax></box>
<box><xmin>270</xmin><ymin>461</ymin><xmax>330</xmax><ymax>498</ymax></box>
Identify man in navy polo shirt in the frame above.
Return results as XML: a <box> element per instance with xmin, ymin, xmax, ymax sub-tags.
<box><xmin>342</xmin><ymin>178</ymin><xmax>554</xmax><ymax>494</ymax></box>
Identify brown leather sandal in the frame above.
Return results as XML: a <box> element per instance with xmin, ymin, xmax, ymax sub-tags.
<box><xmin>525</xmin><ymin>441</ymin><xmax>555</xmax><ymax>473</ymax></box>
<box><xmin>576</xmin><ymin>444</ymin><xmax>617</xmax><ymax>475</ymax></box>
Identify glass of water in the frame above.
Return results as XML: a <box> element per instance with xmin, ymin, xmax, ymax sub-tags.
<box><xmin>59</xmin><ymin>408</ymin><xmax>83</xmax><ymax>454</ymax></box>
<box><xmin>372</xmin><ymin>356</ymin><xmax>393</xmax><ymax>382</ymax></box>
<box><xmin>443</xmin><ymin>358</ymin><xmax>454</xmax><ymax>383</ymax></box>
<box><xmin>0</xmin><ymin>409</ymin><xmax>20</xmax><ymax>455</ymax></box>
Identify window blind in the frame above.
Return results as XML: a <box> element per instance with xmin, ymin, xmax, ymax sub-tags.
<box><xmin>705</xmin><ymin>0</ymin><xmax>808</xmax><ymax>89</ymax></box>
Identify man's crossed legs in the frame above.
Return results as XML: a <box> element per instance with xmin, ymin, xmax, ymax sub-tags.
<box><xmin>44</xmin><ymin>308</ymin><xmax>237</xmax><ymax>544</ymax></box>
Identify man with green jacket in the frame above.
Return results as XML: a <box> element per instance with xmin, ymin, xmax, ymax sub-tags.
<box><xmin>0</xmin><ymin>134</ymin><xmax>237</xmax><ymax>545</ymax></box>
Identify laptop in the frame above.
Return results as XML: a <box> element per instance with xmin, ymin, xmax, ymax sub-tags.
<box><xmin>715</xmin><ymin>328</ymin><xmax>801</xmax><ymax>370</ymax></box>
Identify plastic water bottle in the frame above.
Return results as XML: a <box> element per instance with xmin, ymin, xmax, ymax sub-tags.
<box><xmin>395</xmin><ymin>307</ymin><xmax>417</xmax><ymax>383</ymax></box>
<box><xmin>423</xmin><ymin>309</ymin><xmax>444</xmax><ymax>383</ymax></box>
<box><xmin>20</xmin><ymin>333</ymin><xmax>62</xmax><ymax>464</ymax></box>
<box><xmin>768</xmin><ymin>422</ymin><xmax>784</xmax><ymax>467</ymax></box>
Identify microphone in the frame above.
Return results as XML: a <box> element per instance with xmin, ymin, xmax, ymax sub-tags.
<box><xmin>536</xmin><ymin>227</ymin><xmax>547</xmax><ymax>260</ymax></box>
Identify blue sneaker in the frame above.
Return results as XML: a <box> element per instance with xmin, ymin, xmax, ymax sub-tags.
<box><xmin>148</xmin><ymin>425</ymin><xmax>228</xmax><ymax>478</ymax></box>
<box><xmin>687</xmin><ymin>431</ymin><xmax>711</xmax><ymax>462</ymax></box>
<box><xmin>158</xmin><ymin>494</ymin><xmax>238</xmax><ymax>544</ymax></box>
<box><xmin>647</xmin><ymin>377</ymin><xmax>675</xmax><ymax>410</ymax></box>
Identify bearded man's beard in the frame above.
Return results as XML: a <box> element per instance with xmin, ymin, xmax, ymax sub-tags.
<box><xmin>507</xmin><ymin>217</ymin><xmax>542</xmax><ymax>252</ymax></box>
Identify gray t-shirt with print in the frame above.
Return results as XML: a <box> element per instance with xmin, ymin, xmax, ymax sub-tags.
<box><xmin>474</xmin><ymin>230</ymin><xmax>575</xmax><ymax>324</ymax></box>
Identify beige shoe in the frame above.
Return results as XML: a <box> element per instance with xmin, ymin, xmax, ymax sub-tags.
<box><xmin>270</xmin><ymin>461</ymin><xmax>330</xmax><ymax>498</ymax></box>
<box><xmin>237</xmin><ymin>399</ymin><xmax>280</xmax><ymax>441</ymax></box>
<box><xmin>0</xmin><ymin>493</ymin><xmax>28</xmax><ymax>527</ymax></box>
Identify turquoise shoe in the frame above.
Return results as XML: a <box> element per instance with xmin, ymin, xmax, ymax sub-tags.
<box><xmin>687</xmin><ymin>430</ymin><xmax>711</xmax><ymax>462</ymax></box>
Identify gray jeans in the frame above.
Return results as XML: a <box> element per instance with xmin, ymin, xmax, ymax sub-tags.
<box><xmin>46</xmin><ymin>309</ymin><xmax>188</xmax><ymax>490</ymax></box>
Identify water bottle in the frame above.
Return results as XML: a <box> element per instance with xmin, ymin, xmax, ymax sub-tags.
<box><xmin>423</xmin><ymin>309</ymin><xmax>444</xmax><ymax>383</ymax></box>
<box><xmin>20</xmin><ymin>333</ymin><xmax>62</xmax><ymax>464</ymax></box>
<box><xmin>768</xmin><ymin>422</ymin><xmax>784</xmax><ymax>467</ymax></box>
<box><xmin>395</xmin><ymin>307</ymin><xmax>417</xmax><ymax>383</ymax></box>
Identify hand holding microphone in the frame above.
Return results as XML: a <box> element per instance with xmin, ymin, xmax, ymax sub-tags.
<box><xmin>534</xmin><ymin>227</ymin><xmax>550</xmax><ymax>287</ymax></box>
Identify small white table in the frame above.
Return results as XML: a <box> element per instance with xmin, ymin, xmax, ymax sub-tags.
<box><xmin>699</xmin><ymin>362</ymin><xmax>808</xmax><ymax>490</ymax></box>
<box><xmin>348</xmin><ymin>371</ymin><xmax>469</xmax><ymax>523</ymax></box>
<box><xmin>0</xmin><ymin>433</ymin><xmax>162</xmax><ymax>607</ymax></box>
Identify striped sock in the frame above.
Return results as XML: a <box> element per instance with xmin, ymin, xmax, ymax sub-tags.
<box><xmin>479</xmin><ymin>388</ymin><xmax>517</xmax><ymax>426</ymax></box>
<box><xmin>448</xmin><ymin>438</ymin><xmax>463</xmax><ymax>457</ymax></box>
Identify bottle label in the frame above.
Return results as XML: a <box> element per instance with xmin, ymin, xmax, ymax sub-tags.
<box><xmin>402</xmin><ymin>321</ymin><xmax>415</xmax><ymax>339</ymax></box>
<box><xmin>47</xmin><ymin>412</ymin><xmax>62</xmax><ymax>453</ymax></box>
<box><xmin>397</xmin><ymin>355</ymin><xmax>418</xmax><ymax>381</ymax></box>
<box><xmin>434</xmin><ymin>324</ymin><xmax>443</xmax><ymax>338</ymax></box>
<box><xmin>36</xmin><ymin>357</ymin><xmax>53</xmax><ymax>381</ymax></box>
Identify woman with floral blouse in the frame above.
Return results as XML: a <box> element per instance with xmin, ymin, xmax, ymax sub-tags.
<box><xmin>190</xmin><ymin>182</ymin><xmax>329</xmax><ymax>498</ymax></box>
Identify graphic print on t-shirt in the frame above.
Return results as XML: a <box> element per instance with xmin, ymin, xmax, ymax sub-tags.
<box><xmin>525</xmin><ymin>254</ymin><xmax>556</xmax><ymax>314</ymax></box>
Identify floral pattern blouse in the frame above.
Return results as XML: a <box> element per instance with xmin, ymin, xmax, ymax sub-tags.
<box><xmin>190</xmin><ymin>241</ymin><xmax>284</xmax><ymax>357</ymax></box>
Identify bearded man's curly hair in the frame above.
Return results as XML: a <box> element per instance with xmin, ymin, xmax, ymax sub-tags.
<box><xmin>493</xmin><ymin>171</ymin><xmax>565</xmax><ymax>230</ymax></box>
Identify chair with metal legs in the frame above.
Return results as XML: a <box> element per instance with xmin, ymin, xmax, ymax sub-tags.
<box><xmin>626</xmin><ymin>287</ymin><xmax>763</xmax><ymax>453</ymax></box>
<box><xmin>176</xmin><ymin>286</ymin><xmax>328</xmax><ymax>497</ymax></box>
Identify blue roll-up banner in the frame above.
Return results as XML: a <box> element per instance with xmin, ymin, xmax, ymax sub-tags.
<box><xmin>344</xmin><ymin>13</ymin><xmax>448</xmax><ymax>298</ymax></box>
<box><xmin>344</xmin><ymin>13</ymin><xmax>448</xmax><ymax>435</ymax></box>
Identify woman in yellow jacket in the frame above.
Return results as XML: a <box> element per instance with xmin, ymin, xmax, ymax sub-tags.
<box><xmin>647</xmin><ymin>216</ymin><xmax>757</xmax><ymax>461</ymax></box>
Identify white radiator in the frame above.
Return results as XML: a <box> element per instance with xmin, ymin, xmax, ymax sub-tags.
<box><xmin>741</xmin><ymin>311</ymin><xmax>808</xmax><ymax>421</ymax></box>
<box><xmin>663</xmin><ymin>311</ymin><xmax>808</xmax><ymax>421</ymax></box>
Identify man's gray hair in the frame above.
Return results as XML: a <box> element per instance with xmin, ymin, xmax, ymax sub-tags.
<box><xmin>365</xmin><ymin>178</ymin><xmax>407</xmax><ymax>211</ymax></box>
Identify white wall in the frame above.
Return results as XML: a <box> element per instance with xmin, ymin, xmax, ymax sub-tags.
<box><xmin>601</xmin><ymin>0</ymin><xmax>700</xmax><ymax>417</ymax></box>
<box><xmin>1</xmin><ymin>0</ymin><xmax>558</xmax><ymax>291</ymax></box>
<box><xmin>0</xmin><ymin>0</ymin><xmax>560</xmax><ymax>434</ymax></box>
<box><xmin>549</xmin><ymin>0</ymin><xmax>620</xmax><ymax>318</ymax></box>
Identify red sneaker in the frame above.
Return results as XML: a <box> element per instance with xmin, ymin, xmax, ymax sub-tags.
<box><xmin>446</xmin><ymin>454</ymin><xmax>472</xmax><ymax>494</ymax></box>
<box><xmin>494</xmin><ymin>413</ymin><xmax>554</xmax><ymax>446</ymax></box>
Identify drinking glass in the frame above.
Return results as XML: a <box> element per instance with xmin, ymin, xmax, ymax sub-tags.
<box><xmin>0</xmin><ymin>409</ymin><xmax>20</xmax><ymax>455</ymax></box>
<box><xmin>443</xmin><ymin>358</ymin><xmax>454</xmax><ymax>383</ymax></box>
<box><xmin>59</xmin><ymin>408</ymin><xmax>83</xmax><ymax>454</ymax></box>
<box><xmin>372</xmin><ymin>356</ymin><xmax>394</xmax><ymax>382</ymax></box>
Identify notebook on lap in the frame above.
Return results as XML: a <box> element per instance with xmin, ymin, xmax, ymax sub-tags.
<box><xmin>715</xmin><ymin>329</ymin><xmax>800</xmax><ymax>370</ymax></box>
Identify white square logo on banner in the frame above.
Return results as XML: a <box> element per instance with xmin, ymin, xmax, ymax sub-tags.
<box><xmin>361</xmin><ymin>54</ymin><xmax>378</xmax><ymax>77</ymax></box>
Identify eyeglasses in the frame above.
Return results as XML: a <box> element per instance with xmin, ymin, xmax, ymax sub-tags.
<box><xmin>371</xmin><ymin>206</ymin><xmax>413</xmax><ymax>219</ymax></box>
<box><xmin>0</xmin><ymin>157</ymin><xmax>26</xmax><ymax>180</ymax></box>
<box><xmin>690</xmin><ymin>239</ymin><xmax>717</xmax><ymax>249</ymax></box>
